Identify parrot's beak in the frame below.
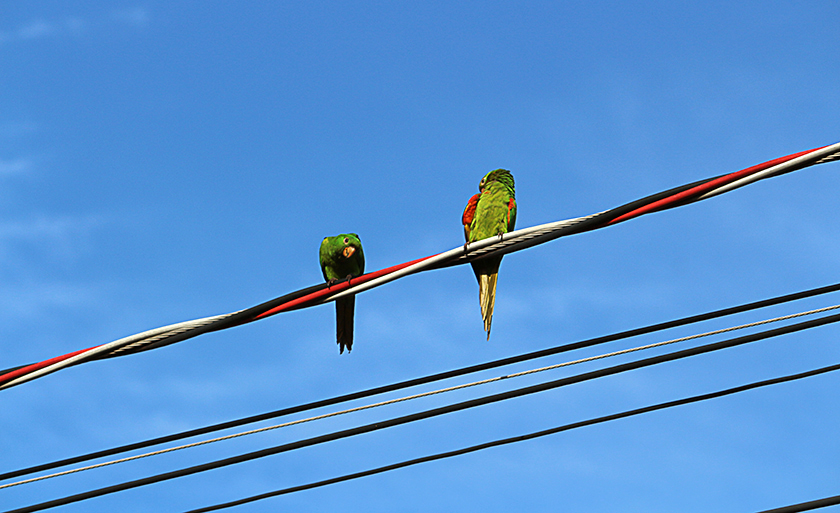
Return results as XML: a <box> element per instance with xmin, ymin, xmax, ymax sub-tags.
<box><xmin>342</xmin><ymin>246</ymin><xmax>356</xmax><ymax>259</ymax></box>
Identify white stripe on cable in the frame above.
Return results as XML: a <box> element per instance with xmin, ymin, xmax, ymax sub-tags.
<box><xmin>697</xmin><ymin>142</ymin><xmax>840</xmax><ymax>201</ymax></box>
<box><xmin>5</xmin><ymin>144</ymin><xmax>837</xmax><ymax>389</ymax></box>
<box><xmin>332</xmin><ymin>144</ymin><xmax>840</xmax><ymax>302</ymax></box>
<box><xmin>0</xmin><ymin>312</ymin><xmax>241</xmax><ymax>390</ymax></box>
<box><xmin>327</xmin><ymin>212</ymin><xmax>605</xmax><ymax>301</ymax></box>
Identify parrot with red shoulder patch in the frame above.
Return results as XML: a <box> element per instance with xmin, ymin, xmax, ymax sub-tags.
<box><xmin>461</xmin><ymin>169</ymin><xmax>516</xmax><ymax>340</ymax></box>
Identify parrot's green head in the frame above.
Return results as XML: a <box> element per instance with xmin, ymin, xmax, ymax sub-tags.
<box><xmin>322</xmin><ymin>233</ymin><xmax>363</xmax><ymax>260</ymax></box>
<box><xmin>479</xmin><ymin>169</ymin><xmax>515</xmax><ymax>196</ymax></box>
<box><xmin>320</xmin><ymin>233</ymin><xmax>366</xmax><ymax>282</ymax></box>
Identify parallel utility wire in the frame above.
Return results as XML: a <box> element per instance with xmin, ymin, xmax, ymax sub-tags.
<box><xmin>4</xmin><ymin>144</ymin><xmax>840</xmax><ymax>511</ymax></box>
<box><xmin>2</xmin><ymin>142</ymin><xmax>839</xmax><ymax>390</ymax></box>
<box><xmin>183</xmin><ymin>361</ymin><xmax>840</xmax><ymax>512</ymax></box>
<box><xmin>757</xmin><ymin>494</ymin><xmax>840</xmax><ymax>513</ymax></box>
<box><xmin>5</xmin><ymin>302</ymin><xmax>839</xmax><ymax>491</ymax></box>
<box><xmin>5</xmin><ymin>280</ymin><xmax>840</xmax><ymax>484</ymax></box>
<box><xmin>7</xmin><ymin>309</ymin><xmax>840</xmax><ymax>513</ymax></box>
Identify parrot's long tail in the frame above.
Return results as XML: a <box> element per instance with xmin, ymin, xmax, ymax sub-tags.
<box><xmin>335</xmin><ymin>296</ymin><xmax>355</xmax><ymax>353</ymax></box>
<box><xmin>478</xmin><ymin>272</ymin><xmax>498</xmax><ymax>340</ymax></box>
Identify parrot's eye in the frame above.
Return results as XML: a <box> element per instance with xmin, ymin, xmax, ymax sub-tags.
<box><xmin>343</xmin><ymin>237</ymin><xmax>349</xmax><ymax>244</ymax></box>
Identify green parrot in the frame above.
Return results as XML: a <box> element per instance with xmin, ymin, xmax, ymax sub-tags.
<box><xmin>462</xmin><ymin>169</ymin><xmax>517</xmax><ymax>340</ymax></box>
<box><xmin>319</xmin><ymin>233</ymin><xmax>365</xmax><ymax>353</ymax></box>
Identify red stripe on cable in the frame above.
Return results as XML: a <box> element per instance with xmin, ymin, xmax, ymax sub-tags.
<box><xmin>0</xmin><ymin>347</ymin><xmax>99</xmax><ymax>385</ymax></box>
<box><xmin>5</xmin><ymin>143</ymin><xmax>834</xmax><ymax>388</ymax></box>
<box><xmin>2</xmin><ymin>256</ymin><xmax>437</xmax><ymax>385</ymax></box>
<box><xmin>253</xmin><ymin>255</ymin><xmax>435</xmax><ymax>320</ymax></box>
<box><xmin>607</xmin><ymin>147</ymin><xmax>822</xmax><ymax>226</ymax></box>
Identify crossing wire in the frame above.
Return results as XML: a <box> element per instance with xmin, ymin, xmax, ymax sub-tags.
<box><xmin>183</xmin><ymin>361</ymin><xmax>840</xmax><ymax>512</ymax></box>
<box><xmin>757</xmin><ymin>494</ymin><xmax>840</xmax><ymax>513</ymax></box>
<box><xmin>5</xmin><ymin>302</ymin><xmax>839</xmax><ymax>491</ymax></box>
<box><xmin>1</xmin><ymin>142</ymin><xmax>839</xmax><ymax>390</ymax></box>
<box><xmin>4</xmin><ymin>280</ymin><xmax>840</xmax><ymax>484</ymax></box>
<box><xmin>6</xmin><ymin>309</ymin><xmax>840</xmax><ymax>513</ymax></box>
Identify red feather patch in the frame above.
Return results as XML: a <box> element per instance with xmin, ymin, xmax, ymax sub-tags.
<box><xmin>462</xmin><ymin>193</ymin><xmax>480</xmax><ymax>227</ymax></box>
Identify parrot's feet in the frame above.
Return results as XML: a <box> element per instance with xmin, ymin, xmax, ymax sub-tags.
<box><xmin>326</xmin><ymin>278</ymin><xmax>340</xmax><ymax>287</ymax></box>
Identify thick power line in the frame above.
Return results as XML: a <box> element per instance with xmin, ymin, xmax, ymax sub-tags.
<box><xmin>7</xmin><ymin>310</ymin><xmax>840</xmax><ymax>513</ymax></box>
<box><xmin>6</xmin><ymin>302</ymin><xmax>838</xmax><ymax>492</ymax></box>
<box><xmin>756</xmin><ymin>494</ymin><xmax>840</xmax><ymax>513</ymax></box>
<box><xmin>183</xmin><ymin>361</ymin><xmax>840</xmax><ymax>512</ymax></box>
<box><xmin>2</xmin><ymin>142</ymin><xmax>838</xmax><ymax>390</ymax></box>
<box><xmin>4</xmin><ymin>280</ymin><xmax>840</xmax><ymax>484</ymax></box>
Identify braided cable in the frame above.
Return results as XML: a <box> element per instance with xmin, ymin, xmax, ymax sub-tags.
<box><xmin>2</xmin><ymin>142</ymin><xmax>838</xmax><ymax>390</ymax></box>
<box><xmin>0</xmin><ymin>312</ymin><xmax>242</xmax><ymax>390</ymax></box>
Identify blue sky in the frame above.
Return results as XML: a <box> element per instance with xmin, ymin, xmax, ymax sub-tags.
<box><xmin>2</xmin><ymin>1</ymin><xmax>840</xmax><ymax>511</ymax></box>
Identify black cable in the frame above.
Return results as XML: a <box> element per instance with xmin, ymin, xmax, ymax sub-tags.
<box><xmin>432</xmin><ymin>176</ymin><xmax>718</xmax><ymax>269</ymax></box>
<box><xmin>0</xmin><ymin>177</ymin><xmax>732</xmax><ymax>377</ymax></box>
<box><xmin>0</xmin><ymin>364</ymin><xmax>29</xmax><ymax>376</ymax></box>
<box><xmin>4</xmin><ymin>147</ymin><xmax>836</xmax><ymax>385</ymax></box>
<box><xmin>184</xmin><ymin>361</ymin><xmax>840</xmax><ymax>512</ymax></box>
<box><xmin>477</xmin><ymin>146</ymin><xmax>839</xmax><ymax>262</ymax></box>
<box><xmin>7</xmin><ymin>311</ymin><xmax>840</xmax><ymax>513</ymax></box>
<box><xmin>4</xmin><ymin>280</ymin><xmax>840</xmax><ymax>483</ymax></box>
<box><xmin>93</xmin><ymin>282</ymin><xmax>333</xmax><ymax>358</ymax></box>
<box><xmin>756</xmin><ymin>494</ymin><xmax>840</xmax><ymax>513</ymax></box>
<box><xmin>0</xmin><ymin>282</ymin><xmax>334</xmax><ymax>386</ymax></box>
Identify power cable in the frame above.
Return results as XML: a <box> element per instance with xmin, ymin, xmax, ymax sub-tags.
<box><xmin>4</xmin><ymin>280</ymin><xmax>840</xmax><ymax>483</ymax></box>
<box><xmin>7</xmin><ymin>310</ymin><xmax>840</xmax><ymax>513</ymax></box>
<box><xmin>183</xmin><ymin>361</ymin><xmax>840</xmax><ymax>512</ymax></box>
<box><xmin>5</xmin><ymin>279</ymin><xmax>840</xmax><ymax>485</ymax></box>
<box><xmin>2</xmin><ymin>142</ymin><xmax>838</xmax><ymax>390</ymax></box>
<box><xmin>6</xmin><ymin>302</ymin><xmax>837</xmax><ymax>491</ymax></box>
<box><xmin>756</xmin><ymin>494</ymin><xmax>840</xmax><ymax>513</ymax></box>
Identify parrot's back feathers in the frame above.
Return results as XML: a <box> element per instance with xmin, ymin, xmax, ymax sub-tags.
<box><xmin>335</xmin><ymin>297</ymin><xmax>355</xmax><ymax>353</ymax></box>
<box><xmin>463</xmin><ymin>169</ymin><xmax>516</xmax><ymax>340</ymax></box>
<box><xmin>478</xmin><ymin>272</ymin><xmax>498</xmax><ymax>340</ymax></box>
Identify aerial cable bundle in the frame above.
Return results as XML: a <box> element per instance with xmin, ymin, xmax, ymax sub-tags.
<box><xmin>2</xmin><ymin>142</ymin><xmax>839</xmax><ymax>390</ymax></box>
<box><xmin>3</xmin><ymin>278</ymin><xmax>840</xmax><ymax>486</ymax></box>
<box><xmin>7</xmin><ymin>309</ymin><xmax>840</xmax><ymax>512</ymax></box>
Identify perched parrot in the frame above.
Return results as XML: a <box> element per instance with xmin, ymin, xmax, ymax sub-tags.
<box><xmin>462</xmin><ymin>169</ymin><xmax>516</xmax><ymax>340</ymax></box>
<box><xmin>319</xmin><ymin>233</ymin><xmax>366</xmax><ymax>354</ymax></box>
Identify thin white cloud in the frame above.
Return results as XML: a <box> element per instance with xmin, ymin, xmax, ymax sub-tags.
<box><xmin>0</xmin><ymin>158</ymin><xmax>33</xmax><ymax>176</ymax></box>
<box><xmin>0</xmin><ymin>216</ymin><xmax>107</xmax><ymax>317</ymax></box>
<box><xmin>0</xmin><ymin>120</ymin><xmax>38</xmax><ymax>137</ymax></box>
<box><xmin>0</xmin><ymin>215</ymin><xmax>104</xmax><ymax>270</ymax></box>
<box><xmin>64</xmin><ymin>17</ymin><xmax>86</xmax><ymax>35</ymax></box>
<box><xmin>0</xmin><ymin>281</ymin><xmax>103</xmax><ymax>318</ymax></box>
<box><xmin>17</xmin><ymin>20</ymin><xmax>54</xmax><ymax>40</ymax></box>
<box><xmin>0</xmin><ymin>8</ymin><xmax>147</xmax><ymax>44</ymax></box>
<box><xmin>0</xmin><ymin>215</ymin><xmax>102</xmax><ymax>246</ymax></box>
<box><xmin>112</xmin><ymin>7</ymin><xmax>150</xmax><ymax>27</ymax></box>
